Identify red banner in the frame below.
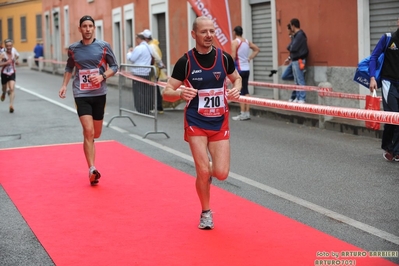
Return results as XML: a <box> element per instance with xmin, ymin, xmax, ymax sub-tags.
<box><xmin>188</xmin><ymin>0</ymin><xmax>232</xmax><ymax>54</ymax></box>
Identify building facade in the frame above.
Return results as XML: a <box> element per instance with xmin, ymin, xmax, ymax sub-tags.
<box><xmin>38</xmin><ymin>0</ymin><xmax>399</xmax><ymax>106</ymax></box>
<box><xmin>0</xmin><ymin>0</ymin><xmax>43</xmax><ymax>62</ymax></box>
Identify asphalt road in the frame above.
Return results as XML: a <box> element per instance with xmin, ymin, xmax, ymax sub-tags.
<box><xmin>0</xmin><ymin>67</ymin><xmax>398</xmax><ymax>265</ymax></box>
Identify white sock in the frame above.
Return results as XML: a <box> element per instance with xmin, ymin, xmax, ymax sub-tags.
<box><xmin>89</xmin><ymin>166</ymin><xmax>96</xmax><ymax>173</ymax></box>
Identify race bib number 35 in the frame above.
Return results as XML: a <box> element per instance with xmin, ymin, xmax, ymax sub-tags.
<box><xmin>79</xmin><ymin>68</ymin><xmax>100</xmax><ymax>90</ymax></box>
<box><xmin>197</xmin><ymin>88</ymin><xmax>225</xmax><ymax>117</ymax></box>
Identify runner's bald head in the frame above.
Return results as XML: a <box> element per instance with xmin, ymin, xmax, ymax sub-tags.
<box><xmin>192</xmin><ymin>16</ymin><xmax>212</xmax><ymax>31</ymax></box>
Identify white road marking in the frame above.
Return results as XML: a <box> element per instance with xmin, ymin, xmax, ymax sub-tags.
<box><xmin>17</xmin><ymin>85</ymin><xmax>399</xmax><ymax>246</ymax></box>
<box><xmin>18</xmin><ymin>86</ymin><xmax>77</xmax><ymax>114</ymax></box>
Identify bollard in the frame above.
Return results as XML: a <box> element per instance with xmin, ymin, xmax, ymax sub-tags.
<box><xmin>317</xmin><ymin>81</ymin><xmax>333</xmax><ymax>128</ymax></box>
<box><xmin>39</xmin><ymin>57</ymin><xmax>44</xmax><ymax>72</ymax></box>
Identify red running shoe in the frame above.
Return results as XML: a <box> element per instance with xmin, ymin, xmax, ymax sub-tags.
<box><xmin>89</xmin><ymin>169</ymin><xmax>101</xmax><ymax>186</ymax></box>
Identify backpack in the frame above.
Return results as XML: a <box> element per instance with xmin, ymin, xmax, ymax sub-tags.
<box><xmin>353</xmin><ymin>33</ymin><xmax>391</xmax><ymax>88</ymax></box>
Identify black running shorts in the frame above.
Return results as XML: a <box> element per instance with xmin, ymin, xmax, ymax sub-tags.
<box><xmin>74</xmin><ymin>95</ymin><xmax>106</xmax><ymax>120</ymax></box>
<box><xmin>1</xmin><ymin>73</ymin><xmax>16</xmax><ymax>85</ymax></box>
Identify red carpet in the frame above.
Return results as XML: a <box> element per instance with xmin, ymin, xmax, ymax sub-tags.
<box><xmin>0</xmin><ymin>141</ymin><xmax>396</xmax><ymax>266</ymax></box>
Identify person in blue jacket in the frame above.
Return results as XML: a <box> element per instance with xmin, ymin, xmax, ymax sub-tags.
<box><xmin>369</xmin><ymin>18</ymin><xmax>399</xmax><ymax>162</ymax></box>
<box><xmin>33</xmin><ymin>42</ymin><xmax>44</xmax><ymax>67</ymax></box>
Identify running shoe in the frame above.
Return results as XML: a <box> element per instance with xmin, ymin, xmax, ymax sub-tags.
<box><xmin>198</xmin><ymin>210</ymin><xmax>214</xmax><ymax>230</ymax></box>
<box><xmin>1</xmin><ymin>93</ymin><xmax>5</xmax><ymax>102</ymax></box>
<box><xmin>150</xmin><ymin>109</ymin><xmax>164</xmax><ymax>114</ymax></box>
<box><xmin>9</xmin><ymin>106</ymin><xmax>14</xmax><ymax>113</ymax></box>
<box><xmin>232</xmin><ymin>113</ymin><xmax>250</xmax><ymax>121</ymax></box>
<box><xmin>394</xmin><ymin>155</ymin><xmax>399</xmax><ymax>162</ymax></box>
<box><xmin>89</xmin><ymin>169</ymin><xmax>101</xmax><ymax>186</ymax></box>
<box><xmin>383</xmin><ymin>150</ymin><xmax>393</xmax><ymax>161</ymax></box>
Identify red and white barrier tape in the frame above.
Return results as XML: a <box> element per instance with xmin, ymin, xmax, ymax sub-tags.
<box><xmin>118</xmin><ymin>70</ymin><xmax>157</xmax><ymax>85</ymax></box>
<box><xmin>237</xmin><ymin>96</ymin><xmax>399</xmax><ymax>124</ymax></box>
<box><xmin>248</xmin><ymin>80</ymin><xmax>382</xmax><ymax>102</ymax></box>
<box><xmin>36</xmin><ymin>58</ymin><xmax>66</xmax><ymax>65</ymax></box>
<box><xmin>118</xmin><ymin>70</ymin><xmax>187</xmax><ymax>89</ymax></box>
<box><xmin>248</xmin><ymin>81</ymin><xmax>332</xmax><ymax>92</ymax></box>
<box><xmin>318</xmin><ymin>90</ymin><xmax>382</xmax><ymax>101</ymax></box>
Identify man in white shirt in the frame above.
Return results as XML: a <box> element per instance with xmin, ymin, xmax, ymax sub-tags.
<box><xmin>127</xmin><ymin>33</ymin><xmax>152</xmax><ymax>75</ymax></box>
<box><xmin>142</xmin><ymin>29</ymin><xmax>166</xmax><ymax>113</ymax></box>
<box><xmin>126</xmin><ymin>33</ymin><xmax>154</xmax><ymax>114</ymax></box>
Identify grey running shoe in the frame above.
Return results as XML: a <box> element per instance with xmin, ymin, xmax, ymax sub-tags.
<box><xmin>232</xmin><ymin>113</ymin><xmax>250</xmax><ymax>121</ymax></box>
<box><xmin>89</xmin><ymin>169</ymin><xmax>101</xmax><ymax>186</ymax></box>
<box><xmin>198</xmin><ymin>210</ymin><xmax>214</xmax><ymax>230</ymax></box>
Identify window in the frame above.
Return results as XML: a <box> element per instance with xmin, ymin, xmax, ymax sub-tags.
<box><xmin>20</xmin><ymin>16</ymin><xmax>27</xmax><ymax>41</ymax></box>
<box><xmin>7</xmin><ymin>18</ymin><xmax>13</xmax><ymax>40</ymax></box>
<box><xmin>36</xmin><ymin>14</ymin><xmax>42</xmax><ymax>39</ymax></box>
<box><xmin>63</xmin><ymin>7</ymin><xmax>69</xmax><ymax>47</ymax></box>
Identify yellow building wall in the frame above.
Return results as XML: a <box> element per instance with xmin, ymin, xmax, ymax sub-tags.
<box><xmin>0</xmin><ymin>0</ymin><xmax>42</xmax><ymax>62</ymax></box>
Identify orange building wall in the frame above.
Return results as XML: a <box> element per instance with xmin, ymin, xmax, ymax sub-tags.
<box><xmin>41</xmin><ymin>0</ymin><xmax>359</xmax><ymax>68</ymax></box>
<box><xmin>168</xmin><ymin>1</ymin><xmax>189</xmax><ymax>62</ymax></box>
<box><xmin>276</xmin><ymin>0</ymin><xmax>358</xmax><ymax>67</ymax></box>
<box><xmin>0</xmin><ymin>0</ymin><xmax>42</xmax><ymax>54</ymax></box>
<box><xmin>168</xmin><ymin>0</ymin><xmax>241</xmax><ymax>63</ymax></box>
<box><xmin>42</xmin><ymin>0</ymin><xmax>115</xmax><ymax>45</ymax></box>
<box><xmin>227</xmin><ymin>0</ymin><xmax>242</xmax><ymax>33</ymax></box>
<box><xmin>42</xmin><ymin>0</ymin><xmax>156</xmax><ymax>59</ymax></box>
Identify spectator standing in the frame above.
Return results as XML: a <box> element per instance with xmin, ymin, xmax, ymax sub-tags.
<box><xmin>58</xmin><ymin>15</ymin><xmax>118</xmax><ymax>186</ymax></box>
<box><xmin>142</xmin><ymin>29</ymin><xmax>167</xmax><ymax>114</ymax></box>
<box><xmin>231</xmin><ymin>26</ymin><xmax>260</xmax><ymax>121</ymax></box>
<box><xmin>162</xmin><ymin>16</ymin><xmax>242</xmax><ymax>230</ymax></box>
<box><xmin>369</xmin><ymin>18</ymin><xmax>399</xmax><ymax>161</ymax></box>
<box><xmin>33</xmin><ymin>42</ymin><xmax>44</xmax><ymax>67</ymax></box>
<box><xmin>127</xmin><ymin>33</ymin><xmax>153</xmax><ymax>114</ymax></box>
<box><xmin>284</xmin><ymin>18</ymin><xmax>308</xmax><ymax>103</ymax></box>
<box><xmin>281</xmin><ymin>24</ymin><xmax>296</xmax><ymax>100</ymax></box>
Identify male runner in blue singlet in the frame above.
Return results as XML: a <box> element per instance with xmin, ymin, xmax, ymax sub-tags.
<box><xmin>162</xmin><ymin>16</ymin><xmax>242</xmax><ymax>229</ymax></box>
<box><xmin>58</xmin><ymin>15</ymin><xmax>118</xmax><ymax>186</ymax></box>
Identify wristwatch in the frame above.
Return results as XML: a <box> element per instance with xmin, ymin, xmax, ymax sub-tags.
<box><xmin>102</xmin><ymin>73</ymin><xmax>107</xmax><ymax>80</ymax></box>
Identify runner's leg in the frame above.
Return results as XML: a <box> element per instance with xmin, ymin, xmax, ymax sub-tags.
<box><xmin>79</xmin><ymin>115</ymin><xmax>96</xmax><ymax>168</ymax></box>
<box><xmin>188</xmin><ymin>135</ymin><xmax>212</xmax><ymax>211</ymax></box>
<box><xmin>208</xmin><ymin>139</ymin><xmax>230</xmax><ymax>181</ymax></box>
<box><xmin>8</xmin><ymin>80</ymin><xmax>15</xmax><ymax>108</ymax></box>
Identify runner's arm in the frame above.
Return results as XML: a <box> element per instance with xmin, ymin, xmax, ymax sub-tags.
<box><xmin>59</xmin><ymin>71</ymin><xmax>73</xmax><ymax>98</ymax></box>
<box><xmin>227</xmin><ymin>70</ymin><xmax>242</xmax><ymax>100</ymax></box>
<box><xmin>102</xmin><ymin>45</ymin><xmax>119</xmax><ymax>80</ymax></box>
<box><xmin>162</xmin><ymin>77</ymin><xmax>184</xmax><ymax>102</ymax></box>
<box><xmin>248</xmin><ymin>41</ymin><xmax>260</xmax><ymax>61</ymax></box>
<box><xmin>231</xmin><ymin>40</ymin><xmax>238</xmax><ymax>61</ymax></box>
